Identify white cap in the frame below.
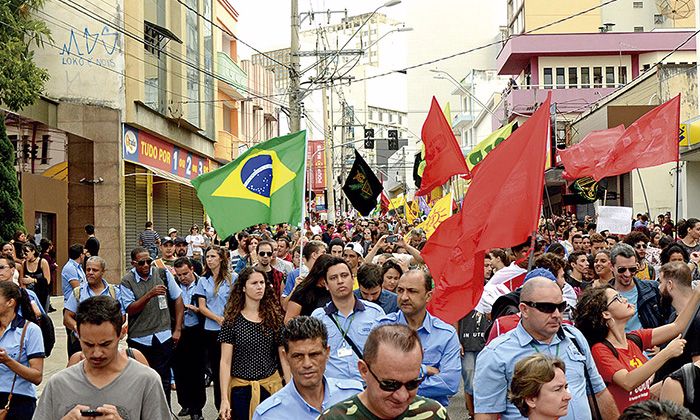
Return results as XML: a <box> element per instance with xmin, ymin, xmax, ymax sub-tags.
<box><xmin>345</xmin><ymin>242</ymin><xmax>364</xmax><ymax>258</ymax></box>
<box><xmin>168</xmin><ymin>228</ymin><xmax>177</xmax><ymax>235</ymax></box>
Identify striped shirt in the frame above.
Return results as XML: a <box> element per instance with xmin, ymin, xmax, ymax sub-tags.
<box><xmin>138</xmin><ymin>229</ymin><xmax>160</xmax><ymax>247</ymax></box>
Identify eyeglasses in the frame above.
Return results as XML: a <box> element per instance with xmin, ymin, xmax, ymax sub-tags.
<box><xmin>616</xmin><ymin>266</ymin><xmax>639</xmax><ymax>274</ymax></box>
<box><xmin>607</xmin><ymin>293</ymin><xmax>625</xmax><ymax>307</ymax></box>
<box><xmin>0</xmin><ymin>265</ymin><xmax>9</xmax><ymax>270</ymax></box>
<box><xmin>135</xmin><ymin>259</ymin><xmax>153</xmax><ymax>266</ymax></box>
<box><xmin>522</xmin><ymin>301</ymin><xmax>568</xmax><ymax>314</ymax></box>
<box><xmin>258</xmin><ymin>251</ymin><xmax>273</xmax><ymax>257</ymax></box>
<box><xmin>365</xmin><ymin>362</ymin><xmax>424</xmax><ymax>392</ymax></box>
<box><xmin>635</xmin><ymin>243</ymin><xmax>648</xmax><ymax>249</ymax></box>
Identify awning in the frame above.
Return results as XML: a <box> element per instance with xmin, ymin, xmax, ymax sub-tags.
<box><xmin>126</xmin><ymin>160</ymin><xmax>195</xmax><ymax>188</ymax></box>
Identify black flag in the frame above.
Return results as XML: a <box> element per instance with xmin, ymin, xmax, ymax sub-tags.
<box><xmin>342</xmin><ymin>149</ymin><xmax>383</xmax><ymax>216</ymax></box>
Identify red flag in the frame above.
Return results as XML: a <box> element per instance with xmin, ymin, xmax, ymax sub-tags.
<box><xmin>592</xmin><ymin>95</ymin><xmax>680</xmax><ymax>181</ymax></box>
<box><xmin>415</xmin><ymin>97</ymin><xmax>470</xmax><ymax>196</ymax></box>
<box><xmin>422</xmin><ymin>94</ymin><xmax>552</xmax><ymax>324</ymax></box>
<box><xmin>380</xmin><ymin>192</ymin><xmax>389</xmax><ymax>216</ymax></box>
<box><xmin>559</xmin><ymin>125</ymin><xmax>625</xmax><ymax>180</ymax></box>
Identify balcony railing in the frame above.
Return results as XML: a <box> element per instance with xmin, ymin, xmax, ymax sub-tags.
<box><xmin>216</xmin><ymin>52</ymin><xmax>247</xmax><ymax>98</ymax></box>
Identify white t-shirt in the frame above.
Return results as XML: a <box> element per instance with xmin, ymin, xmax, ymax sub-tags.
<box><xmin>186</xmin><ymin>234</ymin><xmax>205</xmax><ymax>257</ymax></box>
<box><xmin>310</xmin><ymin>224</ymin><xmax>322</xmax><ymax>235</ymax></box>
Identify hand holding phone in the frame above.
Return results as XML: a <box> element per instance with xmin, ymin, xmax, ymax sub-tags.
<box><xmin>80</xmin><ymin>409</ymin><xmax>104</xmax><ymax>417</ymax></box>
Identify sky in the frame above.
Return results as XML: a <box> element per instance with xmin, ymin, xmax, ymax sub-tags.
<box><xmin>234</xmin><ymin>0</ymin><xmax>408</xmax><ymax>58</ymax></box>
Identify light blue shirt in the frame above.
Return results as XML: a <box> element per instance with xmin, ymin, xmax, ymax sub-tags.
<box><xmin>0</xmin><ymin>317</ymin><xmax>44</xmax><ymax>398</ymax></box>
<box><xmin>180</xmin><ymin>279</ymin><xmax>200</xmax><ymax>328</ymax></box>
<box><xmin>621</xmin><ymin>287</ymin><xmax>643</xmax><ymax>332</ymax></box>
<box><xmin>193</xmin><ymin>273</ymin><xmax>237</xmax><ymax>331</ymax></box>
<box><xmin>253</xmin><ymin>376</ymin><xmax>363</xmax><ymax>420</ymax></box>
<box><xmin>283</xmin><ymin>268</ymin><xmax>301</xmax><ymax>297</ymax></box>
<box><xmin>311</xmin><ymin>298</ymin><xmax>385</xmax><ymax>382</ymax></box>
<box><xmin>22</xmin><ymin>289</ymin><xmax>46</xmax><ymax>318</ymax></box>
<box><xmin>64</xmin><ymin>280</ymin><xmax>124</xmax><ymax>314</ymax></box>
<box><xmin>474</xmin><ymin>322</ymin><xmax>606</xmax><ymax>419</ymax></box>
<box><xmin>61</xmin><ymin>259</ymin><xmax>86</xmax><ymax>302</ymax></box>
<box><xmin>120</xmin><ymin>267</ymin><xmax>181</xmax><ymax>346</ymax></box>
<box><xmin>372</xmin><ymin>310</ymin><xmax>461</xmax><ymax>406</ymax></box>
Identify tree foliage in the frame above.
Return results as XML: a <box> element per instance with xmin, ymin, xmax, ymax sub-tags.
<box><xmin>0</xmin><ymin>1</ymin><xmax>52</xmax><ymax>240</ymax></box>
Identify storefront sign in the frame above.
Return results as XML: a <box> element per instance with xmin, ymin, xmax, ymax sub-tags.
<box><xmin>307</xmin><ymin>140</ymin><xmax>326</xmax><ymax>191</ymax></box>
<box><xmin>123</xmin><ymin>125</ymin><xmax>212</xmax><ymax>180</ymax></box>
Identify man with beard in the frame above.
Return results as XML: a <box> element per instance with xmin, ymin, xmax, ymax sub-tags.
<box><xmin>653</xmin><ymin>262</ymin><xmax>700</xmax><ymax>383</ymax></box>
<box><xmin>175</xmin><ymin>237</ymin><xmax>203</xmax><ymax>276</ymax></box>
<box><xmin>253</xmin><ymin>316</ymin><xmax>363</xmax><ymax>419</ymax></box>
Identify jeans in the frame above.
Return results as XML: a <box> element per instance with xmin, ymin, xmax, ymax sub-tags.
<box><xmin>127</xmin><ymin>336</ymin><xmax>174</xmax><ymax>406</ymax></box>
<box><xmin>461</xmin><ymin>350</ymin><xmax>478</xmax><ymax>395</ymax></box>
<box><xmin>0</xmin><ymin>392</ymin><xmax>36</xmax><ymax>420</ymax></box>
<box><xmin>230</xmin><ymin>385</ymin><xmax>271</xmax><ymax>420</ymax></box>
<box><xmin>173</xmin><ymin>327</ymin><xmax>206</xmax><ymax>414</ymax></box>
<box><xmin>204</xmin><ymin>330</ymin><xmax>223</xmax><ymax>410</ymax></box>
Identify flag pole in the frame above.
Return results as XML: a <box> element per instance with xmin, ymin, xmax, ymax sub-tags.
<box><xmin>636</xmin><ymin>169</ymin><xmax>652</xmax><ymax>219</ymax></box>
<box><xmin>675</xmin><ymin>160</ymin><xmax>680</xmax><ymax>239</ymax></box>
<box><xmin>300</xmin><ymin>131</ymin><xmax>309</xmax><ymax>270</ymax></box>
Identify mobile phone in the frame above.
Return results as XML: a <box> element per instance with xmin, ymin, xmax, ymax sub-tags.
<box><xmin>80</xmin><ymin>410</ymin><xmax>104</xmax><ymax>417</ymax></box>
<box><xmin>386</xmin><ymin>235</ymin><xmax>398</xmax><ymax>243</ymax></box>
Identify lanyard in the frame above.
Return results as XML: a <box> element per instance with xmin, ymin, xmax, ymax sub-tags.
<box><xmin>331</xmin><ymin>313</ymin><xmax>355</xmax><ymax>345</ymax></box>
<box><xmin>529</xmin><ymin>341</ymin><xmax>560</xmax><ymax>357</ymax></box>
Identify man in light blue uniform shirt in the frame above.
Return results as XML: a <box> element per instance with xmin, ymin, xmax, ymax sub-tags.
<box><xmin>474</xmin><ymin>277</ymin><xmax>619</xmax><ymax>420</ymax></box>
<box><xmin>372</xmin><ymin>269</ymin><xmax>460</xmax><ymax>407</ymax></box>
<box><xmin>61</xmin><ymin>243</ymin><xmax>86</xmax><ymax>302</ymax></box>
<box><xmin>254</xmin><ymin>316</ymin><xmax>363</xmax><ymax>419</ymax></box>
<box><xmin>311</xmin><ymin>257</ymin><xmax>384</xmax><ymax>382</ymax></box>
<box><xmin>120</xmin><ymin>247</ymin><xmax>184</xmax><ymax>406</ymax></box>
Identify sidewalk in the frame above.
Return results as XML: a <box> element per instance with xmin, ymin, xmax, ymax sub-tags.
<box><xmin>41</xmin><ymin>297</ymin><xmax>467</xmax><ymax>419</ymax></box>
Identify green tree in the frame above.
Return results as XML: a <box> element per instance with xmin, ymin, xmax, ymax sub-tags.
<box><xmin>0</xmin><ymin>0</ymin><xmax>51</xmax><ymax>241</ymax></box>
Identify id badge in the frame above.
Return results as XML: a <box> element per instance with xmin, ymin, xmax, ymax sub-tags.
<box><xmin>158</xmin><ymin>295</ymin><xmax>168</xmax><ymax>310</ymax></box>
<box><xmin>337</xmin><ymin>347</ymin><xmax>353</xmax><ymax>358</ymax></box>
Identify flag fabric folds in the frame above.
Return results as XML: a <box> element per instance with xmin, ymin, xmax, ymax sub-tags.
<box><xmin>559</xmin><ymin>125</ymin><xmax>626</xmax><ymax>180</ymax></box>
<box><xmin>465</xmin><ymin>121</ymin><xmax>517</xmax><ymax>170</ymax></box>
<box><xmin>422</xmin><ymin>94</ymin><xmax>552</xmax><ymax>324</ymax></box>
<box><xmin>342</xmin><ymin>150</ymin><xmax>383</xmax><ymax>216</ymax></box>
<box><xmin>191</xmin><ymin>131</ymin><xmax>307</xmax><ymax>239</ymax></box>
<box><xmin>592</xmin><ymin>95</ymin><xmax>680</xmax><ymax>181</ymax></box>
<box><xmin>415</xmin><ymin>97</ymin><xmax>470</xmax><ymax>196</ymax></box>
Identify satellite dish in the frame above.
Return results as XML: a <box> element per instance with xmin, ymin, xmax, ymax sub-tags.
<box><xmin>656</xmin><ymin>0</ymin><xmax>694</xmax><ymax>23</ymax></box>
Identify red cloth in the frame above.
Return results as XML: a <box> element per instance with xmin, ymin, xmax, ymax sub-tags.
<box><xmin>591</xmin><ymin>329</ymin><xmax>653</xmax><ymax>412</ymax></box>
<box><xmin>559</xmin><ymin>125</ymin><xmax>625</xmax><ymax>180</ymax></box>
<box><xmin>380</xmin><ymin>192</ymin><xmax>390</xmax><ymax>216</ymax></box>
<box><xmin>422</xmin><ymin>94</ymin><xmax>551</xmax><ymax>324</ymax></box>
<box><xmin>415</xmin><ymin>97</ymin><xmax>470</xmax><ymax>196</ymax></box>
<box><xmin>592</xmin><ymin>95</ymin><xmax>680</xmax><ymax>181</ymax></box>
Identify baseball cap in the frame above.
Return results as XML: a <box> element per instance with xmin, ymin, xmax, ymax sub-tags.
<box><xmin>162</xmin><ymin>237</ymin><xmax>174</xmax><ymax>245</ymax></box>
<box><xmin>168</xmin><ymin>228</ymin><xmax>177</xmax><ymax>235</ymax></box>
<box><xmin>174</xmin><ymin>236</ymin><xmax>187</xmax><ymax>245</ymax></box>
<box><xmin>523</xmin><ymin>268</ymin><xmax>558</xmax><ymax>283</ymax></box>
<box><xmin>344</xmin><ymin>242</ymin><xmax>364</xmax><ymax>258</ymax></box>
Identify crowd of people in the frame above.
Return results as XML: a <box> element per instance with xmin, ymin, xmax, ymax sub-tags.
<box><xmin>0</xmin><ymin>213</ymin><xmax>698</xmax><ymax>419</ymax></box>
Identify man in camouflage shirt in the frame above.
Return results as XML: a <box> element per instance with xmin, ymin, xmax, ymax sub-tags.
<box><xmin>319</xmin><ymin>325</ymin><xmax>448</xmax><ymax>420</ymax></box>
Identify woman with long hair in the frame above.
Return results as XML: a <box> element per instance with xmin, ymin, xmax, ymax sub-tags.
<box><xmin>194</xmin><ymin>245</ymin><xmax>234</xmax><ymax>410</ymax></box>
<box><xmin>0</xmin><ymin>281</ymin><xmax>44</xmax><ymax>419</ymax></box>
<box><xmin>218</xmin><ymin>267</ymin><xmax>289</xmax><ymax>420</ymax></box>
<box><xmin>489</xmin><ymin>248</ymin><xmax>509</xmax><ymax>273</ymax></box>
<box><xmin>592</xmin><ymin>250</ymin><xmax>614</xmax><ymax>287</ymax></box>
<box><xmin>244</xmin><ymin>236</ymin><xmax>260</xmax><ymax>267</ymax></box>
<box><xmin>21</xmin><ymin>243</ymin><xmax>50</xmax><ymax>312</ymax></box>
<box><xmin>381</xmin><ymin>259</ymin><xmax>404</xmax><ymax>293</ymax></box>
<box><xmin>186</xmin><ymin>225</ymin><xmax>205</xmax><ymax>258</ymax></box>
<box><xmin>574</xmin><ymin>285</ymin><xmax>700</xmax><ymax>412</ymax></box>
<box><xmin>509</xmin><ymin>354</ymin><xmax>571</xmax><ymax>419</ymax></box>
<box><xmin>284</xmin><ymin>254</ymin><xmax>335</xmax><ymax>322</ymax></box>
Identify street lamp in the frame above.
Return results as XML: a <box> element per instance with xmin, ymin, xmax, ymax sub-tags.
<box><xmin>363</xmin><ymin>26</ymin><xmax>413</xmax><ymax>51</ymax></box>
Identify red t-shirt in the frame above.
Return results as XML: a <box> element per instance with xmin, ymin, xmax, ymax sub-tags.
<box><xmin>591</xmin><ymin>329</ymin><xmax>653</xmax><ymax>412</ymax></box>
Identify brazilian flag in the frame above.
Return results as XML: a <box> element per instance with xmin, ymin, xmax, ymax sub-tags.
<box><xmin>191</xmin><ymin>131</ymin><xmax>307</xmax><ymax>238</ymax></box>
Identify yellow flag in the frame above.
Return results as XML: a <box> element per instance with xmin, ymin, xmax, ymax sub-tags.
<box><xmin>416</xmin><ymin>193</ymin><xmax>453</xmax><ymax>238</ymax></box>
<box><xmin>465</xmin><ymin>122</ymin><xmax>516</xmax><ymax>170</ymax></box>
<box><xmin>389</xmin><ymin>195</ymin><xmax>406</xmax><ymax>211</ymax></box>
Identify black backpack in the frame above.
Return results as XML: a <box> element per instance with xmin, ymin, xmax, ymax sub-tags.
<box><xmin>679</xmin><ymin>362</ymin><xmax>698</xmax><ymax>406</ymax></box>
<box><xmin>600</xmin><ymin>333</ymin><xmax>644</xmax><ymax>359</ymax></box>
<box><xmin>37</xmin><ymin>311</ymin><xmax>55</xmax><ymax>357</ymax></box>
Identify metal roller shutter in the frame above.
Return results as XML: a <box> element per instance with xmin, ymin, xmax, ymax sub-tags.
<box><xmin>152</xmin><ymin>178</ymin><xmax>169</xmax><ymax>240</ymax></box>
<box><xmin>124</xmin><ymin>163</ymin><xmax>148</xmax><ymax>266</ymax></box>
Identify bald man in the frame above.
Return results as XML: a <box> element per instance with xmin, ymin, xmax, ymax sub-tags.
<box><xmin>474</xmin><ymin>278</ymin><xmax>618</xmax><ymax>420</ymax></box>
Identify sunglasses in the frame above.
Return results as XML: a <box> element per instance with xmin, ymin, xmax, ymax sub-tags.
<box><xmin>365</xmin><ymin>362</ymin><xmax>424</xmax><ymax>392</ymax></box>
<box><xmin>258</xmin><ymin>251</ymin><xmax>273</xmax><ymax>257</ymax></box>
<box><xmin>616</xmin><ymin>266</ymin><xmax>639</xmax><ymax>274</ymax></box>
<box><xmin>135</xmin><ymin>259</ymin><xmax>153</xmax><ymax>266</ymax></box>
<box><xmin>635</xmin><ymin>243</ymin><xmax>648</xmax><ymax>249</ymax></box>
<box><xmin>522</xmin><ymin>301</ymin><xmax>568</xmax><ymax>314</ymax></box>
<box><xmin>607</xmin><ymin>293</ymin><xmax>625</xmax><ymax>307</ymax></box>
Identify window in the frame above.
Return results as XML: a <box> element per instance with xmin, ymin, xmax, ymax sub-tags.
<box><xmin>654</xmin><ymin>14</ymin><xmax>664</xmax><ymax>24</ymax></box>
<box><xmin>568</xmin><ymin>68</ymin><xmax>578</xmax><ymax>88</ymax></box>
<box><xmin>203</xmin><ymin>0</ymin><xmax>214</xmax><ymax>139</ymax></box>
<box><xmin>593</xmin><ymin>67</ymin><xmax>602</xmax><ymax>88</ymax></box>
<box><xmin>223</xmin><ymin>104</ymin><xmax>232</xmax><ymax>133</ymax></box>
<box><xmin>543</xmin><ymin>68</ymin><xmax>553</xmax><ymax>88</ymax></box>
<box><xmin>633</xmin><ymin>1</ymin><xmax>643</xmax><ymax>8</ymax></box>
<box><xmin>185</xmin><ymin>0</ymin><xmax>200</xmax><ymax>127</ymax></box>
<box><xmin>618</xmin><ymin>67</ymin><xmax>628</xmax><ymax>85</ymax></box>
<box><xmin>634</xmin><ymin>26</ymin><xmax>644</xmax><ymax>32</ymax></box>
<box><xmin>41</xmin><ymin>135</ymin><xmax>49</xmax><ymax>164</ymax></box>
<box><xmin>580</xmin><ymin>67</ymin><xmax>590</xmax><ymax>88</ymax></box>
<box><xmin>605</xmin><ymin>66</ymin><xmax>615</xmax><ymax>87</ymax></box>
<box><xmin>555</xmin><ymin>68</ymin><xmax>565</xmax><ymax>89</ymax></box>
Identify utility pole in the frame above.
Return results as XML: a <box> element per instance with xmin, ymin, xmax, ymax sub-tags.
<box><xmin>322</xmin><ymin>83</ymin><xmax>336</xmax><ymax>223</ymax></box>
<box><xmin>290</xmin><ymin>0</ymin><xmax>301</xmax><ymax>132</ymax></box>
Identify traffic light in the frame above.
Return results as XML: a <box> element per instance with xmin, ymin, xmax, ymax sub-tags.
<box><xmin>388</xmin><ymin>129</ymin><xmax>399</xmax><ymax>150</ymax></box>
<box><xmin>364</xmin><ymin>128</ymin><xmax>375</xmax><ymax>149</ymax></box>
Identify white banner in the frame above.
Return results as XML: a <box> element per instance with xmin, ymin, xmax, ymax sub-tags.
<box><xmin>597</xmin><ymin>206</ymin><xmax>633</xmax><ymax>235</ymax></box>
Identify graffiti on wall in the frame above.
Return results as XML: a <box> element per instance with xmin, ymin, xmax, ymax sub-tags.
<box><xmin>60</xmin><ymin>25</ymin><xmax>119</xmax><ymax>68</ymax></box>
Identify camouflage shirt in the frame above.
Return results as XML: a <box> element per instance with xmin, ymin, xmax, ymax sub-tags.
<box><xmin>318</xmin><ymin>394</ymin><xmax>449</xmax><ymax>420</ymax></box>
